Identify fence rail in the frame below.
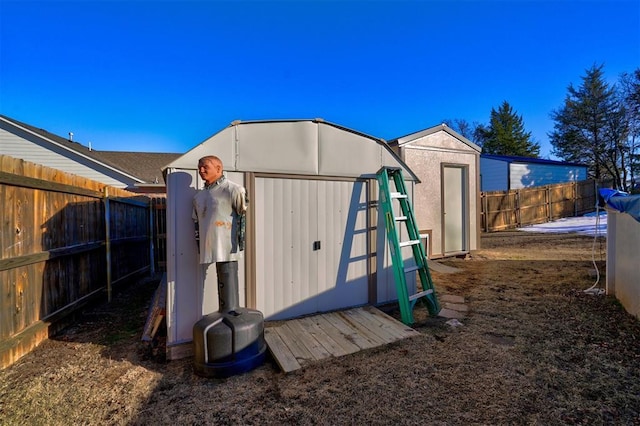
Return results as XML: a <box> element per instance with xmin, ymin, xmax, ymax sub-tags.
<box><xmin>480</xmin><ymin>179</ymin><xmax>597</xmax><ymax>232</ymax></box>
<box><xmin>0</xmin><ymin>155</ymin><xmax>152</xmax><ymax>369</ymax></box>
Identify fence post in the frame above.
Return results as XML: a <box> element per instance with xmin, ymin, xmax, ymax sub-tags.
<box><xmin>546</xmin><ymin>186</ymin><xmax>551</xmax><ymax>222</ymax></box>
<box><xmin>481</xmin><ymin>192</ymin><xmax>487</xmax><ymax>232</ymax></box>
<box><xmin>104</xmin><ymin>187</ymin><xmax>112</xmax><ymax>302</ymax></box>
<box><xmin>515</xmin><ymin>190</ymin><xmax>521</xmax><ymax>228</ymax></box>
<box><xmin>149</xmin><ymin>199</ymin><xmax>155</xmax><ymax>277</ymax></box>
<box><xmin>573</xmin><ymin>180</ymin><xmax>578</xmax><ymax>217</ymax></box>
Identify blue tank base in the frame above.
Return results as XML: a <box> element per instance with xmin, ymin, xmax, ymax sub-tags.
<box><xmin>193</xmin><ymin>344</ymin><xmax>267</xmax><ymax>379</ymax></box>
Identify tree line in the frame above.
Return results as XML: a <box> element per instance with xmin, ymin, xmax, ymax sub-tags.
<box><xmin>444</xmin><ymin>64</ymin><xmax>640</xmax><ymax>192</ymax></box>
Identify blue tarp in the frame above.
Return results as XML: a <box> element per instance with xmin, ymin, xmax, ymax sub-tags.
<box><xmin>599</xmin><ymin>189</ymin><xmax>640</xmax><ymax>223</ymax></box>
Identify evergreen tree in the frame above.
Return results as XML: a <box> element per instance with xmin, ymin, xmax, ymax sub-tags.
<box><xmin>440</xmin><ymin>118</ymin><xmax>482</xmax><ymax>142</ymax></box>
<box><xmin>549</xmin><ymin>64</ymin><xmax>630</xmax><ymax>189</ymax></box>
<box><xmin>477</xmin><ymin>101</ymin><xmax>540</xmax><ymax>157</ymax></box>
<box><xmin>619</xmin><ymin>69</ymin><xmax>640</xmax><ymax>192</ymax></box>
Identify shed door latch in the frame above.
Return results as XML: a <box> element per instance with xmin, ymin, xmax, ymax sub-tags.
<box><xmin>313</xmin><ymin>241</ymin><xmax>321</xmax><ymax>251</ymax></box>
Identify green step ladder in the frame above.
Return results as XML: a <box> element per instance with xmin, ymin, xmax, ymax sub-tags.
<box><xmin>377</xmin><ymin>167</ymin><xmax>441</xmax><ymax>325</ymax></box>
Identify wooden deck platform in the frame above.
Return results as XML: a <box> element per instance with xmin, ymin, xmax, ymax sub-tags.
<box><xmin>264</xmin><ymin>306</ymin><xmax>420</xmax><ymax>373</ymax></box>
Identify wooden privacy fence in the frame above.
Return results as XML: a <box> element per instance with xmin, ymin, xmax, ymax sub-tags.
<box><xmin>481</xmin><ymin>179</ymin><xmax>597</xmax><ymax>232</ymax></box>
<box><xmin>151</xmin><ymin>196</ymin><xmax>167</xmax><ymax>272</ymax></box>
<box><xmin>0</xmin><ymin>155</ymin><xmax>153</xmax><ymax>369</ymax></box>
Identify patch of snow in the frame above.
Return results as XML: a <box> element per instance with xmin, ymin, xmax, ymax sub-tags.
<box><xmin>518</xmin><ymin>210</ymin><xmax>607</xmax><ymax>237</ymax></box>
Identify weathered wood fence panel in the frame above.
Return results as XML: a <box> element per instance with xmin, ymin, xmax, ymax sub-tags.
<box><xmin>151</xmin><ymin>197</ymin><xmax>167</xmax><ymax>272</ymax></box>
<box><xmin>481</xmin><ymin>179</ymin><xmax>597</xmax><ymax>232</ymax></box>
<box><xmin>0</xmin><ymin>155</ymin><xmax>151</xmax><ymax>369</ymax></box>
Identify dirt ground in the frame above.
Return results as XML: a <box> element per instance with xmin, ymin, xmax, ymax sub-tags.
<box><xmin>1</xmin><ymin>232</ymin><xmax>639</xmax><ymax>425</ymax></box>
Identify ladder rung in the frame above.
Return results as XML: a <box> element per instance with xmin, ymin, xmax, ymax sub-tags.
<box><xmin>399</xmin><ymin>240</ymin><xmax>420</xmax><ymax>248</ymax></box>
<box><xmin>395</xmin><ymin>215</ymin><xmax>407</xmax><ymax>221</ymax></box>
<box><xmin>404</xmin><ymin>265</ymin><xmax>421</xmax><ymax>273</ymax></box>
<box><xmin>409</xmin><ymin>289</ymin><xmax>434</xmax><ymax>302</ymax></box>
<box><xmin>390</xmin><ymin>192</ymin><xmax>408</xmax><ymax>199</ymax></box>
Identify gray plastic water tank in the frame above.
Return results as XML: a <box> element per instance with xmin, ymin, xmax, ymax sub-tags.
<box><xmin>193</xmin><ymin>309</ymin><xmax>266</xmax><ymax>378</ymax></box>
<box><xmin>192</xmin><ymin>261</ymin><xmax>266</xmax><ymax>378</ymax></box>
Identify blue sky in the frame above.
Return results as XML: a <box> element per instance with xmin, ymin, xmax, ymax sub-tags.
<box><xmin>1</xmin><ymin>0</ymin><xmax>638</xmax><ymax>158</ymax></box>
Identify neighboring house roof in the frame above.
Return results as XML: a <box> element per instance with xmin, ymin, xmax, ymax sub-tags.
<box><xmin>89</xmin><ymin>150</ymin><xmax>180</xmax><ymax>185</ymax></box>
<box><xmin>0</xmin><ymin>114</ymin><xmax>180</xmax><ymax>186</ymax></box>
<box><xmin>481</xmin><ymin>154</ymin><xmax>587</xmax><ymax>168</ymax></box>
<box><xmin>388</xmin><ymin>123</ymin><xmax>482</xmax><ymax>152</ymax></box>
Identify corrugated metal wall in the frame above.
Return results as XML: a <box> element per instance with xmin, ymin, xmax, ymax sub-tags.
<box><xmin>510</xmin><ymin>163</ymin><xmax>587</xmax><ymax>190</ymax></box>
<box><xmin>606</xmin><ymin>211</ymin><xmax>640</xmax><ymax>319</ymax></box>
<box><xmin>480</xmin><ymin>157</ymin><xmax>509</xmax><ymax>192</ymax></box>
<box><xmin>254</xmin><ymin>177</ymin><xmax>369</xmax><ymax>319</ymax></box>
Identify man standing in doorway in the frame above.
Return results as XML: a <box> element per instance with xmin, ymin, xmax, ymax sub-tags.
<box><xmin>192</xmin><ymin>155</ymin><xmax>247</xmax><ymax>312</ymax></box>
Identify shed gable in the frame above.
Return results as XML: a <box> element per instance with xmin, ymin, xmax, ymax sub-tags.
<box><xmin>402</xmin><ymin>131</ymin><xmax>479</xmax><ymax>153</ymax></box>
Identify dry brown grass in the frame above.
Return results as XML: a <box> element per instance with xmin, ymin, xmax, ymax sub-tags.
<box><xmin>1</xmin><ymin>232</ymin><xmax>639</xmax><ymax>425</ymax></box>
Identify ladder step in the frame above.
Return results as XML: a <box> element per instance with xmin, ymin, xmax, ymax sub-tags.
<box><xmin>409</xmin><ymin>289</ymin><xmax>434</xmax><ymax>302</ymax></box>
<box><xmin>390</xmin><ymin>192</ymin><xmax>408</xmax><ymax>199</ymax></box>
<box><xmin>395</xmin><ymin>215</ymin><xmax>407</xmax><ymax>221</ymax></box>
<box><xmin>404</xmin><ymin>265</ymin><xmax>421</xmax><ymax>273</ymax></box>
<box><xmin>399</xmin><ymin>240</ymin><xmax>420</xmax><ymax>248</ymax></box>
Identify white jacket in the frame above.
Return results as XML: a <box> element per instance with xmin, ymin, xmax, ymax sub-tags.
<box><xmin>192</xmin><ymin>176</ymin><xmax>247</xmax><ymax>264</ymax></box>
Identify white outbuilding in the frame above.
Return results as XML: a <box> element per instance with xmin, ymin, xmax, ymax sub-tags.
<box><xmin>602</xmin><ymin>190</ymin><xmax>640</xmax><ymax>319</ymax></box>
<box><xmin>388</xmin><ymin>124</ymin><xmax>482</xmax><ymax>259</ymax></box>
<box><xmin>162</xmin><ymin>119</ymin><xmax>421</xmax><ymax>359</ymax></box>
<box><xmin>480</xmin><ymin>154</ymin><xmax>588</xmax><ymax>192</ymax></box>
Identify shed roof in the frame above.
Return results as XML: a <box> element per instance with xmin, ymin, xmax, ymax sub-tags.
<box><xmin>481</xmin><ymin>153</ymin><xmax>587</xmax><ymax>168</ymax></box>
<box><xmin>388</xmin><ymin>123</ymin><xmax>482</xmax><ymax>153</ymax></box>
<box><xmin>164</xmin><ymin>118</ymin><xmax>420</xmax><ymax>181</ymax></box>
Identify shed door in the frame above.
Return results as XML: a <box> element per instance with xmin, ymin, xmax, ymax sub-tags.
<box><xmin>254</xmin><ymin>177</ymin><xmax>369</xmax><ymax>320</ymax></box>
<box><xmin>443</xmin><ymin>166</ymin><xmax>467</xmax><ymax>254</ymax></box>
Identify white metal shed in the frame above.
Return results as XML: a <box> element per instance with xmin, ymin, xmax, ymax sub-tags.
<box><xmin>480</xmin><ymin>154</ymin><xmax>588</xmax><ymax>192</ymax></box>
<box><xmin>603</xmin><ymin>191</ymin><xmax>640</xmax><ymax>319</ymax></box>
<box><xmin>162</xmin><ymin>119</ymin><xmax>420</xmax><ymax>359</ymax></box>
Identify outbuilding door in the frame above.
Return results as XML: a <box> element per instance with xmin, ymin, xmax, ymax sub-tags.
<box><xmin>442</xmin><ymin>165</ymin><xmax>468</xmax><ymax>254</ymax></box>
<box><xmin>253</xmin><ymin>177</ymin><xmax>369</xmax><ymax>320</ymax></box>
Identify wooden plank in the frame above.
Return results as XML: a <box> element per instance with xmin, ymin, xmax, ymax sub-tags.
<box><xmin>271</xmin><ymin>324</ymin><xmax>315</xmax><ymax>366</ymax></box>
<box><xmin>348</xmin><ymin>308</ymin><xmax>401</xmax><ymax>342</ymax></box>
<box><xmin>343</xmin><ymin>308</ymin><xmax>399</xmax><ymax>343</ymax></box>
<box><xmin>4</xmin><ymin>174</ymin><xmax>17</xmax><ymax>259</ymax></box>
<box><xmin>335</xmin><ymin>310</ymin><xmax>387</xmax><ymax>345</ymax></box>
<box><xmin>297</xmin><ymin>316</ymin><xmax>349</xmax><ymax>357</ymax></box>
<box><xmin>0</xmin><ymin>242</ymin><xmax>105</xmax><ymax>271</ymax></box>
<box><xmin>142</xmin><ymin>277</ymin><xmax>167</xmax><ymax>342</ymax></box>
<box><xmin>321</xmin><ymin>312</ymin><xmax>379</xmax><ymax>350</ymax></box>
<box><xmin>361</xmin><ymin>306</ymin><xmax>420</xmax><ymax>339</ymax></box>
<box><xmin>264</xmin><ymin>329</ymin><xmax>301</xmax><ymax>373</ymax></box>
<box><xmin>0</xmin><ymin>170</ymin><xmax>103</xmax><ymax>198</ymax></box>
<box><xmin>312</xmin><ymin>315</ymin><xmax>361</xmax><ymax>354</ymax></box>
<box><xmin>284</xmin><ymin>319</ymin><xmax>332</xmax><ymax>361</ymax></box>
